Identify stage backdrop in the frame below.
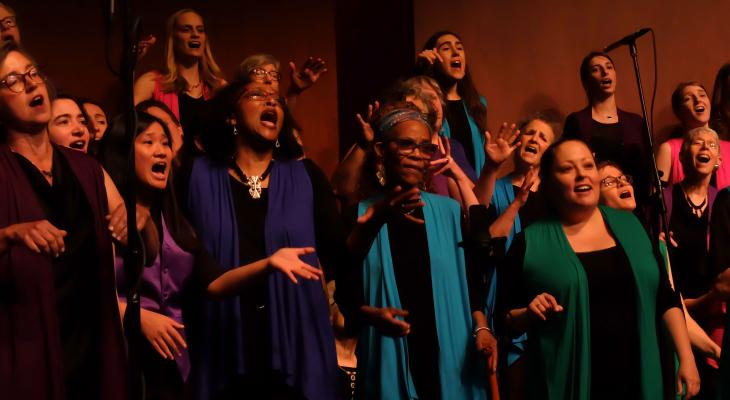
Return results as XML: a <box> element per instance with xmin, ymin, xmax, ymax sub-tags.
<box><xmin>414</xmin><ymin>0</ymin><xmax>730</xmax><ymax>143</ymax></box>
<box><xmin>16</xmin><ymin>0</ymin><xmax>339</xmax><ymax>174</ymax></box>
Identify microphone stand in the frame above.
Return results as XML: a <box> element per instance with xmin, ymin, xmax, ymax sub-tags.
<box><xmin>115</xmin><ymin>0</ymin><xmax>145</xmax><ymax>398</ymax></box>
<box><xmin>624</xmin><ymin>39</ymin><xmax>671</xmax><ymax>244</ymax></box>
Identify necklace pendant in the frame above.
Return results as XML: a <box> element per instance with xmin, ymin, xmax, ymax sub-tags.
<box><xmin>247</xmin><ymin>175</ymin><xmax>262</xmax><ymax>199</ymax></box>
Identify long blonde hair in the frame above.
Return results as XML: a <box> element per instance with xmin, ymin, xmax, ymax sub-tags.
<box><xmin>160</xmin><ymin>9</ymin><xmax>225</xmax><ymax>93</ymax></box>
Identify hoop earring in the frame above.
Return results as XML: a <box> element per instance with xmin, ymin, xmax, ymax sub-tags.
<box><xmin>376</xmin><ymin>163</ymin><xmax>386</xmax><ymax>187</ymax></box>
<box><xmin>715</xmin><ymin>163</ymin><xmax>721</xmax><ymax>171</ymax></box>
<box><xmin>275</xmin><ymin>139</ymin><xmax>280</xmax><ymax>148</ymax></box>
<box><xmin>233</xmin><ymin>126</ymin><xmax>238</xmax><ymax>136</ymax></box>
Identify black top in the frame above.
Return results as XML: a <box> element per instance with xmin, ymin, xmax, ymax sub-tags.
<box><xmin>499</xmin><ymin>234</ymin><xmax>681</xmax><ymax>398</ymax></box>
<box><xmin>386</xmin><ymin>208</ymin><xmax>442</xmax><ymax>399</ymax></box>
<box><xmin>576</xmin><ymin>246</ymin><xmax>641</xmax><ymax>398</ymax></box>
<box><xmin>228</xmin><ymin>159</ymin><xmax>350</xmax><ymax>375</ymax></box>
<box><xmin>14</xmin><ymin>149</ymin><xmax>101</xmax><ymax>399</ymax></box>
<box><xmin>668</xmin><ymin>185</ymin><xmax>713</xmax><ymax>298</ymax></box>
<box><xmin>178</xmin><ymin>93</ymin><xmax>207</xmax><ymax>145</ymax></box>
<box><xmin>445</xmin><ymin>100</ymin><xmax>475</xmax><ymax>169</ymax></box>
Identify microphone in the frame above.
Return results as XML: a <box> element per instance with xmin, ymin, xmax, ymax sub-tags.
<box><xmin>604</xmin><ymin>28</ymin><xmax>651</xmax><ymax>52</ymax></box>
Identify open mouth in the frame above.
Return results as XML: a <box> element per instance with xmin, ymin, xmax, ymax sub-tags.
<box><xmin>29</xmin><ymin>95</ymin><xmax>44</xmax><ymax>107</ymax></box>
<box><xmin>260</xmin><ymin>109</ymin><xmax>278</xmax><ymax>128</ymax></box>
<box><xmin>600</xmin><ymin>78</ymin><xmax>612</xmax><ymax>87</ymax></box>
<box><xmin>694</xmin><ymin>105</ymin><xmax>706</xmax><ymax>113</ymax></box>
<box><xmin>697</xmin><ymin>154</ymin><xmax>711</xmax><ymax>163</ymax></box>
<box><xmin>69</xmin><ymin>140</ymin><xmax>86</xmax><ymax>150</ymax></box>
<box><xmin>450</xmin><ymin>60</ymin><xmax>462</xmax><ymax>69</ymax></box>
<box><xmin>619</xmin><ymin>190</ymin><xmax>632</xmax><ymax>199</ymax></box>
<box><xmin>188</xmin><ymin>41</ymin><xmax>201</xmax><ymax>49</ymax></box>
<box><xmin>151</xmin><ymin>161</ymin><xmax>168</xmax><ymax>178</ymax></box>
<box><xmin>525</xmin><ymin>145</ymin><xmax>538</xmax><ymax>154</ymax></box>
<box><xmin>574</xmin><ymin>184</ymin><xmax>592</xmax><ymax>193</ymax></box>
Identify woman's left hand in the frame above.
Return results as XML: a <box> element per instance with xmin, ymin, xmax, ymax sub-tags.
<box><xmin>106</xmin><ymin>204</ymin><xmax>153</xmax><ymax>244</ymax></box>
<box><xmin>475</xmin><ymin>328</ymin><xmax>498</xmax><ymax>373</ymax></box>
<box><xmin>676</xmin><ymin>357</ymin><xmax>701</xmax><ymax>399</ymax></box>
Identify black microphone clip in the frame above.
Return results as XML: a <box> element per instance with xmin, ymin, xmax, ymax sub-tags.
<box><xmin>604</xmin><ymin>28</ymin><xmax>651</xmax><ymax>52</ymax></box>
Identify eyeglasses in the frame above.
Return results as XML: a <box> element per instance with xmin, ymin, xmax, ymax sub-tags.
<box><xmin>0</xmin><ymin>67</ymin><xmax>46</xmax><ymax>93</ymax></box>
<box><xmin>690</xmin><ymin>139</ymin><xmax>719</xmax><ymax>150</ymax></box>
<box><xmin>250</xmin><ymin>67</ymin><xmax>281</xmax><ymax>82</ymax></box>
<box><xmin>241</xmin><ymin>91</ymin><xmax>282</xmax><ymax>105</ymax></box>
<box><xmin>387</xmin><ymin>138</ymin><xmax>439</xmax><ymax>157</ymax></box>
<box><xmin>0</xmin><ymin>16</ymin><xmax>16</xmax><ymax>29</ymax></box>
<box><xmin>600</xmin><ymin>174</ymin><xmax>633</xmax><ymax>188</ymax></box>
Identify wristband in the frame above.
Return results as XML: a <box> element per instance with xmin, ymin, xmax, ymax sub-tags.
<box><xmin>473</xmin><ymin>326</ymin><xmax>492</xmax><ymax>338</ymax></box>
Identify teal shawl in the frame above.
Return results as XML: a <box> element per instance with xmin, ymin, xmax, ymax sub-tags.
<box><xmin>490</xmin><ymin>176</ymin><xmax>526</xmax><ymax>365</ymax></box>
<box><xmin>522</xmin><ymin>206</ymin><xmax>664</xmax><ymax>399</ymax></box>
<box><xmin>441</xmin><ymin>97</ymin><xmax>487</xmax><ymax>176</ymax></box>
<box><xmin>357</xmin><ymin>192</ymin><xmax>485</xmax><ymax>399</ymax></box>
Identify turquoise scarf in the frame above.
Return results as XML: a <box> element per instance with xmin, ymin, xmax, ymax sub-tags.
<box><xmin>357</xmin><ymin>192</ymin><xmax>485</xmax><ymax>399</ymax></box>
<box><xmin>441</xmin><ymin>97</ymin><xmax>487</xmax><ymax>176</ymax></box>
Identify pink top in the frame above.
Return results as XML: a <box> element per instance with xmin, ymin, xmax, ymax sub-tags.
<box><xmin>151</xmin><ymin>71</ymin><xmax>212</xmax><ymax>120</ymax></box>
<box><xmin>665</xmin><ymin>137</ymin><xmax>730</xmax><ymax>189</ymax></box>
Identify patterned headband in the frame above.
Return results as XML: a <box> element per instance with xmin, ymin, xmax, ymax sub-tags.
<box><xmin>376</xmin><ymin>108</ymin><xmax>432</xmax><ymax>140</ymax></box>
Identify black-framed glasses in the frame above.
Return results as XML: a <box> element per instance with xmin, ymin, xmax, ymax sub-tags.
<box><xmin>0</xmin><ymin>67</ymin><xmax>46</xmax><ymax>93</ymax></box>
<box><xmin>250</xmin><ymin>67</ymin><xmax>281</xmax><ymax>82</ymax></box>
<box><xmin>0</xmin><ymin>16</ymin><xmax>16</xmax><ymax>29</ymax></box>
<box><xmin>600</xmin><ymin>174</ymin><xmax>633</xmax><ymax>188</ymax></box>
<box><xmin>387</xmin><ymin>138</ymin><xmax>439</xmax><ymax>157</ymax></box>
<box><xmin>241</xmin><ymin>91</ymin><xmax>282</xmax><ymax>105</ymax></box>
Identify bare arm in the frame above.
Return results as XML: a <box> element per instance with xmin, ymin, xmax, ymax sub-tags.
<box><xmin>133</xmin><ymin>71</ymin><xmax>158</xmax><ymax>105</ymax></box>
<box><xmin>663</xmin><ymin>307</ymin><xmax>701</xmax><ymax>397</ymax></box>
<box><xmin>655</xmin><ymin>141</ymin><xmax>673</xmax><ymax>183</ymax></box>
<box><xmin>331</xmin><ymin>144</ymin><xmax>368</xmax><ymax>204</ymax></box>
<box><xmin>206</xmin><ymin>247</ymin><xmax>322</xmax><ymax>299</ymax></box>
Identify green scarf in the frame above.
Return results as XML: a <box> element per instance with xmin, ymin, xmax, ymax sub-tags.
<box><xmin>522</xmin><ymin>206</ymin><xmax>663</xmax><ymax>399</ymax></box>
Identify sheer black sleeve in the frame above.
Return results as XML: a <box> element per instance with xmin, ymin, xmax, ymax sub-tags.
<box><xmin>494</xmin><ymin>232</ymin><xmax>527</xmax><ymax>336</ymax></box>
<box><xmin>655</xmin><ymin>251</ymin><xmax>682</xmax><ymax>316</ymax></box>
<box><xmin>709</xmin><ymin>189</ymin><xmax>730</xmax><ymax>276</ymax></box>
<box><xmin>302</xmin><ymin>159</ymin><xmax>353</xmax><ymax>280</ymax></box>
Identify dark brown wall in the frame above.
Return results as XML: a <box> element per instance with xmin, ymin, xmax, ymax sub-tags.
<box><xmin>15</xmin><ymin>0</ymin><xmax>339</xmax><ymax>174</ymax></box>
<box><xmin>414</xmin><ymin>0</ymin><xmax>730</xmax><ymax>142</ymax></box>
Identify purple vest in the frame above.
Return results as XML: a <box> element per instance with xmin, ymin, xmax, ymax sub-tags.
<box><xmin>116</xmin><ymin>215</ymin><xmax>194</xmax><ymax>380</ymax></box>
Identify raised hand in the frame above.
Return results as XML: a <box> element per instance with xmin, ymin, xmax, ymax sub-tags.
<box><xmin>358</xmin><ymin>186</ymin><xmax>425</xmax><ymax>225</ymax></box>
<box><xmin>514</xmin><ymin>166</ymin><xmax>538</xmax><ymax>207</ymax></box>
<box><xmin>355</xmin><ymin>101</ymin><xmax>380</xmax><ymax>144</ymax></box>
<box><xmin>268</xmin><ymin>247</ymin><xmax>323</xmax><ymax>284</ymax></box>
<box><xmin>484</xmin><ymin>122</ymin><xmax>521</xmax><ymax>167</ymax></box>
<box><xmin>417</xmin><ymin>47</ymin><xmax>443</xmax><ymax>66</ymax></box>
<box><xmin>135</xmin><ymin>34</ymin><xmax>157</xmax><ymax>62</ymax></box>
<box><xmin>528</xmin><ymin>292</ymin><xmax>563</xmax><ymax>321</ymax></box>
<box><xmin>140</xmin><ymin>308</ymin><xmax>187</xmax><ymax>360</ymax></box>
<box><xmin>289</xmin><ymin>57</ymin><xmax>328</xmax><ymax>93</ymax></box>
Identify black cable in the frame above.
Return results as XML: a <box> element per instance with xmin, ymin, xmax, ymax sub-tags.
<box><xmin>649</xmin><ymin>29</ymin><xmax>658</xmax><ymax>140</ymax></box>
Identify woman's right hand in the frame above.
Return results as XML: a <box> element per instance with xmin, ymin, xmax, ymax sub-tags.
<box><xmin>528</xmin><ymin>293</ymin><xmax>563</xmax><ymax>321</ymax></box>
<box><xmin>361</xmin><ymin>305</ymin><xmax>411</xmax><ymax>337</ymax></box>
<box><xmin>140</xmin><ymin>308</ymin><xmax>187</xmax><ymax>360</ymax></box>
<box><xmin>268</xmin><ymin>247</ymin><xmax>323</xmax><ymax>284</ymax></box>
<box><xmin>355</xmin><ymin>101</ymin><xmax>380</xmax><ymax>145</ymax></box>
<box><xmin>416</xmin><ymin>48</ymin><xmax>443</xmax><ymax>66</ymax></box>
<box><xmin>1</xmin><ymin>220</ymin><xmax>67</xmax><ymax>256</ymax></box>
<box><xmin>358</xmin><ymin>186</ymin><xmax>425</xmax><ymax>225</ymax></box>
<box><xmin>484</xmin><ymin>122</ymin><xmax>521</xmax><ymax>167</ymax></box>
